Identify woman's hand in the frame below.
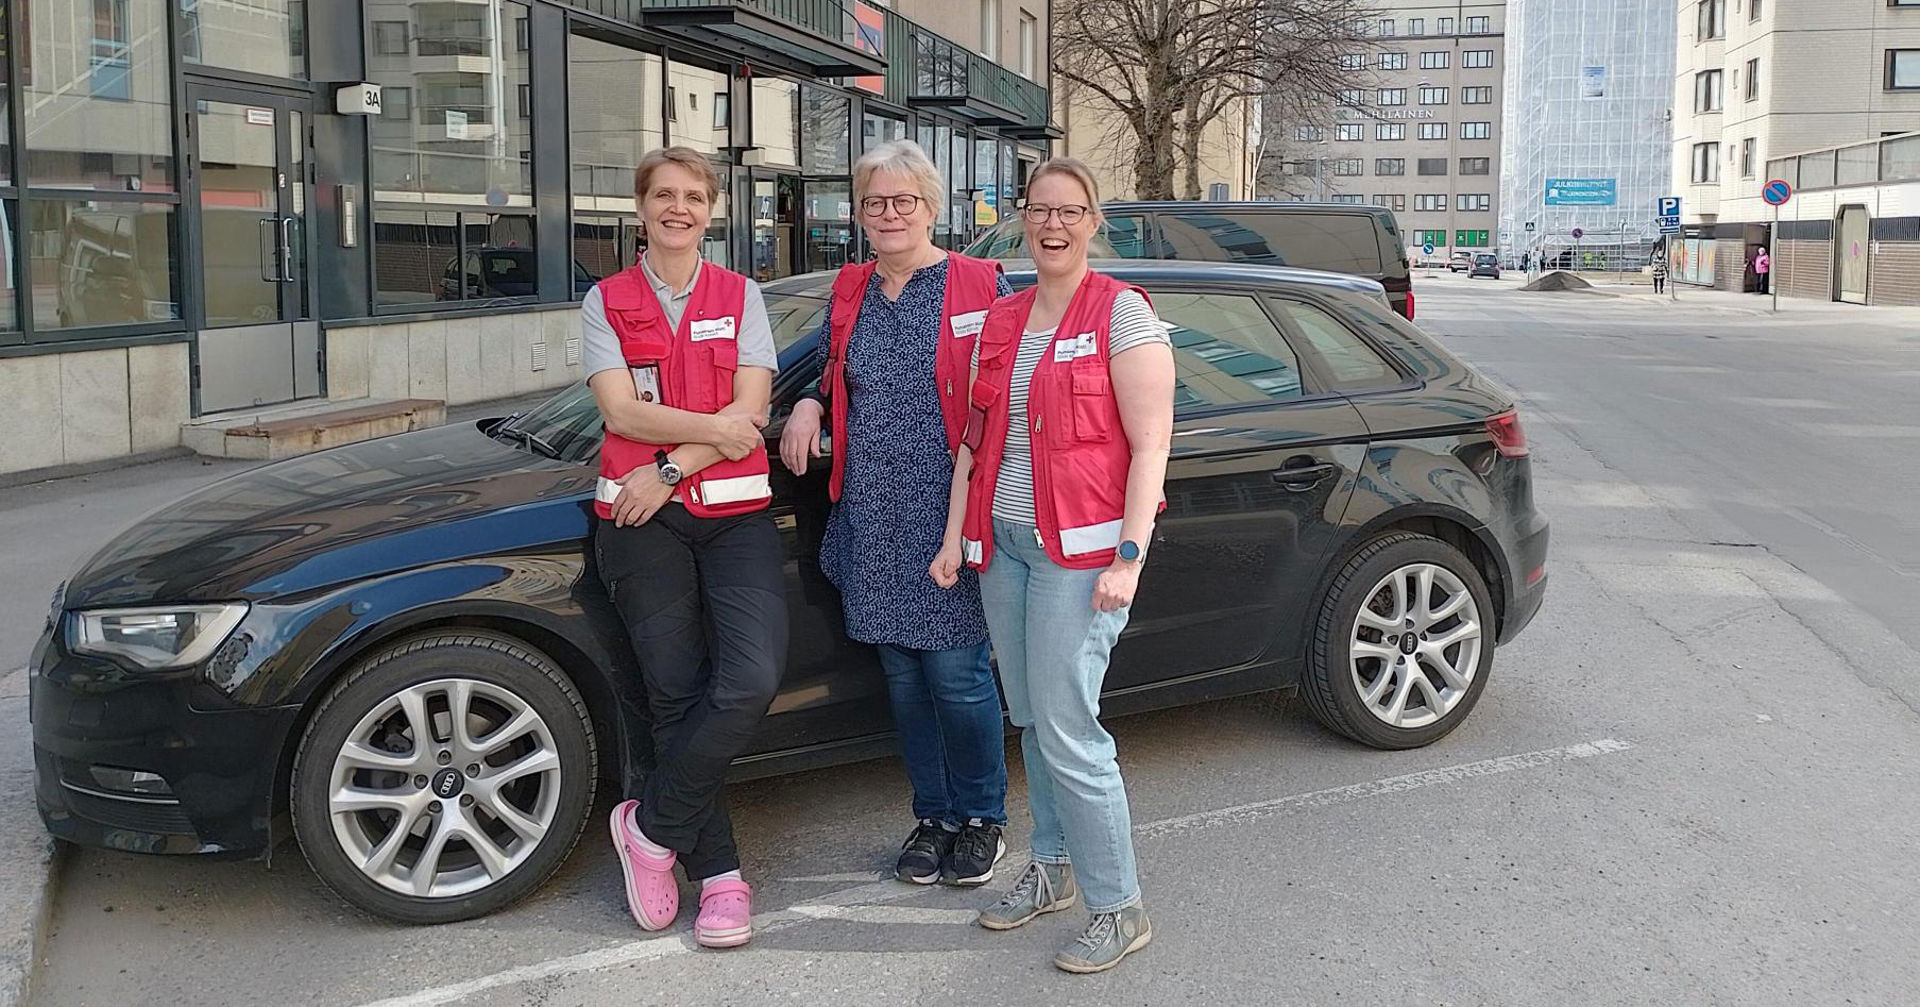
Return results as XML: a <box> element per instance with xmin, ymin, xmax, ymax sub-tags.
<box><xmin>929</xmin><ymin>539</ymin><xmax>964</xmax><ymax>589</ymax></box>
<box><xmin>710</xmin><ymin>412</ymin><xmax>768</xmax><ymax>461</ymax></box>
<box><xmin>1092</xmin><ymin>561</ymin><xmax>1142</xmax><ymax>612</ymax></box>
<box><xmin>780</xmin><ymin>399</ymin><xmax>826</xmax><ymax>475</ymax></box>
<box><xmin>611</xmin><ymin>465</ymin><xmax>676</xmax><ymax>527</ymax></box>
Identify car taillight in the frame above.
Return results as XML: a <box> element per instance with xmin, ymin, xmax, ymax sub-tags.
<box><xmin>1485</xmin><ymin>410</ymin><xmax>1528</xmax><ymax>458</ymax></box>
<box><xmin>1402</xmin><ymin>286</ymin><xmax>1416</xmax><ymax>320</ymax></box>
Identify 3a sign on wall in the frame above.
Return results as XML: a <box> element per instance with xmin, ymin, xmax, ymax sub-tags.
<box><xmin>335</xmin><ymin>83</ymin><xmax>383</xmax><ymax>116</ymax></box>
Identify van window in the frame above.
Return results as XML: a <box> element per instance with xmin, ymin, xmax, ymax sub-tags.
<box><xmin>1154</xmin><ymin>212</ymin><xmax>1386</xmax><ymax>275</ymax></box>
<box><xmin>963</xmin><ymin>215</ymin><xmax>1139</xmax><ymax>260</ymax></box>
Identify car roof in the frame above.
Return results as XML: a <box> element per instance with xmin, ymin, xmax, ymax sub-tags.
<box><xmin>761</xmin><ymin>259</ymin><xmax>1387</xmax><ymax>299</ymax></box>
<box><xmin>1101</xmin><ymin>200</ymin><xmax>1398</xmax><ymax>221</ymax></box>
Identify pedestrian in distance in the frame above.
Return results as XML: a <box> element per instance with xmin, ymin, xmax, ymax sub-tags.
<box><xmin>779</xmin><ymin>140</ymin><xmax>1015</xmax><ymax>888</ymax></box>
<box><xmin>1752</xmin><ymin>245</ymin><xmax>1771</xmax><ymax>295</ymax></box>
<box><xmin>1651</xmin><ymin>255</ymin><xmax>1667</xmax><ymax>294</ymax></box>
<box><xmin>586</xmin><ymin>146</ymin><xmax>787</xmax><ymax>949</ymax></box>
<box><xmin>932</xmin><ymin>157</ymin><xmax>1176</xmax><ymax>974</ymax></box>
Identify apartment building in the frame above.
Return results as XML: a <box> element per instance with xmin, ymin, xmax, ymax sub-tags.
<box><xmin>1670</xmin><ymin>0</ymin><xmax>1920</xmax><ymax>291</ymax></box>
<box><xmin>1058</xmin><ymin>85</ymin><xmax>1262</xmax><ymax>202</ymax></box>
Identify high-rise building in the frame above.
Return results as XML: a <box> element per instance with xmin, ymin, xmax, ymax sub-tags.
<box><xmin>1670</xmin><ymin>0</ymin><xmax>1920</xmax><ymax>292</ymax></box>
<box><xmin>1499</xmin><ymin>0</ymin><xmax>1676</xmax><ymax>268</ymax></box>
<box><xmin>1280</xmin><ymin>2</ymin><xmax>1507</xmax><ymax>261</ymax></box>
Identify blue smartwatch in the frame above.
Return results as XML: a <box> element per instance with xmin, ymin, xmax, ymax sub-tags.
<box><xmin>1117</xmin><ymin>540</ymin><xmax>1143</xmax><ymax>563</ymax></box>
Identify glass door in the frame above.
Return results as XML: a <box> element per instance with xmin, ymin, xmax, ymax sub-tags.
<box><xmin>187</xmin><ymin>86</ymin><xmax>317</xmax><ymax>413</ymax></box>
<box><xmin>750</xmin><ymin>170</ymin><xmax>801</xmax><ymax>282</ymax></box>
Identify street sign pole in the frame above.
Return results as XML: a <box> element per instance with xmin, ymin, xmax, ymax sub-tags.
<box><xmin>1772</xmin><ymin>201</ymin><xmax>1780</xmax><ymax>315</ymax></box>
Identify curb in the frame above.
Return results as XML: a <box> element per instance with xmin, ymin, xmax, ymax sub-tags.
<box><xmin>0</xmin><ymin>833</ymin><xmax>61</xmax><ymax>1007</ymax></box>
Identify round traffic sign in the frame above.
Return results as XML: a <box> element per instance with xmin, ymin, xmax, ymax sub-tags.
<box><xmin>1422</xmin><ymin>242</ymin><xmax>1435</xmax><ymax>255</ymax></box>
<box><xmin>1572</xmin><ymin>228</ymin><xmax>1584</xmax><ymax>239</ymax></box>
<box><xmin>1763</xmin><ymin>179</ymin><xmax>1793</xmax><ymax>206</ymax></box>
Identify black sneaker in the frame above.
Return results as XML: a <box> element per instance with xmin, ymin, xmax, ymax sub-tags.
<box><xmin>896</xmin><ymin>820</ymin><xmax>956</xmax><ymax>885</ymax></box>
<box><xmin>945</xmin><ymin>819</ymin><xmax>1006</xmax><ymax>886</ymax></box>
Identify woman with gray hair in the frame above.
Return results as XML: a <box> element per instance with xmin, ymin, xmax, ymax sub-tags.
<box><xmin>779</xmin><ymin>140</ymin><xmax>1012</xmax><ymax>887</ymax></box>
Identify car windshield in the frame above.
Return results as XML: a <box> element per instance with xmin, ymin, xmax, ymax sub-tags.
<box><xmin>494</xmin><ymin>282</ymin><xmax>832</xmax><ymax>463</ymax></box>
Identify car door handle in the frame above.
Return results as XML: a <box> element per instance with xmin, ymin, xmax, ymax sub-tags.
<box><xmin>1271</xmin><ymin>461</ymin><xmax>1337</xmax><ymax>489</ymax></box>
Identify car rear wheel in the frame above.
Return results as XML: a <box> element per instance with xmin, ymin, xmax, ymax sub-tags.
<box><xmin>1303</xmin><ymin>533</ymin><xmax>1494</xmax><ymax>750</ymax></box>
<box><xmin>290</xmin><ymin>632</ymin><xmax>597</xmax><ymax>924</ymax></box>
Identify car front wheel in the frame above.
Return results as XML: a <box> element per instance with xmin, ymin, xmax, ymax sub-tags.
<box><xmin>1303</xmin><ymin>533</ymin><xmax>1495</xmax><ymax>749</ymax></box>
<box><xmin>290</xmin><ymin>632</ymin><xmax>597</xmax><ymax>924</ymax></box>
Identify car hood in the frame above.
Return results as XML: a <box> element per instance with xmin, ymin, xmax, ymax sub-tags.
<box><xmin>65</xmin><ymin>423</ymin><xmax>597</xmax><ymax>609</ymax></box>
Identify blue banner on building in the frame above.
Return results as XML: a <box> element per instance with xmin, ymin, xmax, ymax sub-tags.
<box><xmin>1545</xmin><ymin>178</ymin><xmax>1617</xmax><ymax>206</ymax></box>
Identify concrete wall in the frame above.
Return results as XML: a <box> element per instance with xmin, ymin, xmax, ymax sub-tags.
<box><xmin>0</xmin><ymin>344</ymin><xmax>191</xmax><ymax>476</ymax></box>
<box><xmin>1869</xmin><ymin>241</ymin><xmax>1920</xmax><ymax>306</ymax></box>
<box><xmin>323</xmin><ymin>305</ymin><xmax>585</xmax><ymax>407</ymax></box>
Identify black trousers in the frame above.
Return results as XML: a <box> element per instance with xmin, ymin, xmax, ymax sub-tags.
<box><xmin>595</xmin><ymin>506</ymin><xmax>788</xmax><ymax>879</ymax></box>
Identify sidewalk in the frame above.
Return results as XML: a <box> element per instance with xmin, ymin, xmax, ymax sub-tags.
<box><xmin>1596</xmin><ymin>279</ymin><xmax>1920</xmax><ymax>325</ymax></box>
<box><xmin>0</xmin><ymin>388</ymin><xmax>558</xmax><ymax>1006</ymax></box>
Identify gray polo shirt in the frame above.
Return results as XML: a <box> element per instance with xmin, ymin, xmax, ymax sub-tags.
<box><xmin>581</xmin><ymin>256</ymin><xmax>779</xmax><ymax>380</ymax></box>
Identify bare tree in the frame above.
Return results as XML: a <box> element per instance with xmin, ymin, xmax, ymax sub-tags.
<box><xmin>1054</xmin><ymin>0</ymin><xmax>1374</xmax><ymax>200</ymax></box>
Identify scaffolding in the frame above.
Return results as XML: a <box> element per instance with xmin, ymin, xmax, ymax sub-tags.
<box><xmin>1498</xmin><ymin>0</ymin><xmax>1675</xmax><ymax>268</ymax></box>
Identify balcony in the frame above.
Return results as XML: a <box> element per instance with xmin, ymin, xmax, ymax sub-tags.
<box><xmin>564</xmin><ymin>0</ymin><xmax>884</xmax><ymax>77</ymax></box>
<box><xmin>904</xmin><ymin>26</ymin><xmax>1051</xmax><ymax>135</ymax></box>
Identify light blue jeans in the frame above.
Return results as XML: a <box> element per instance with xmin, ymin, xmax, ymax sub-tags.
<box><xmin>978</xmin><ymin>519</ymin><xmax>1141</xmax><ymax>913</ymax></box>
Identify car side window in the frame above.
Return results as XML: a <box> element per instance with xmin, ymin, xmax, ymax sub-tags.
<box><xmin>1147</xmin><ymin>291</ymin><xmax>1304</xmax><ymax>411</ymax></box>
<box><xmin>1102</xmin><ymin>215</ymin><xmax>1150</xmax><ymax>257</ymax></box>
<box><xmin>1269</xmin><ymin>298</ymin><xmax>1402</xmax><ymax>391</ymax></box>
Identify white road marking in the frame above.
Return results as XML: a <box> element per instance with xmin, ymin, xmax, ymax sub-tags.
<box><xmin>782</xmin><ymin>871</ymin><xmax>891</xmax><ymax>884</ymax></box>
<box><xmin>358</xmin><ymin>737</ymin><xmax>1632</xmax><ymax>1007</ymax></box>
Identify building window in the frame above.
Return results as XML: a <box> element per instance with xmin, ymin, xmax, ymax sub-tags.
<box><xmin>1438</xmin><ymin>16</ymin><xmax>1454</xmax><ymax>34</ymax></box>
<box><xmin>1339</xmin><ymin>89</ymin><xmax>1365</xmax><ymax>106</ymax></box>
<box><xmin>1340</xmin><ymin>53</ymin><xmax>1367</xmax><ymax>71</ymax></box>
<box><xmin>1467</xmin><ymin>16</ymin><xmax>1489</xmax><ymax>33</ymax></box>
<box><xmin>1888</xmin><ymin>50</ymin><xmax>1920</xmax><ymax>90</ymax></box>
<box><xmin>1333</xmin><ymin>158</ymin><xmax>1364</xmax><ymax>176</ymax></box>
<box><xmin>1462</xmin><ymin>121</ymin><xmax>1492</xmax><ymax>139</ymax></box>
<box><xmin>1379</xmin><ymin>19</ymin><xmax>1395</xmax><ymax>35</ymax></box>
<box><xmin>1695</xmin><ymin>70</ymin><xmax>1724</xmax><ymax>111</ymax></box>
<box><xmin>1375</xmin><ymin>158</ymin><xmax>1406</xmax><ymax>176</ymax></box>
<box><xmin>1379</xmin><ymin>51</ymin><xmax>1409</xmax><ymax>70</ymax></box>
<box><xmin>1460</xmin><ymin>157</ymin><xmax>1491</xmax><ymax>175</ymax></box>
<box><xmin>1019</xmin><ymin>11</ymin><xmax>1037</xmax><ymax>77</ymax></box>
<box><xmin>1338</xmin><ymin>123</ymin><xmax>1364</xmax><ymax>141</ymax></box>
<box><xmin>374</xmin><ymin>21</ymin><xmax>409</xmax><ymax>56</ymax></box>
<box><xmin>1408</xmin><ymin>18</ymin><xmax>1425</xmax><ymax>35</ymax></box>
<box><xmin>1465</xmin><ymin>49</ymin><xmax>1494</xmax><ymax>68</ymax></box>
<box><xmin>1741</xmin><ymin>137</ymin><xmax>1756</xmax><ymax>177</ymax></box>
<box><xmin>1698</xmin><ymin>0</ymin><xmax>1726</xmax><ymax>40</ymax></box>
<box><xmin>1456</xmin><ymin>229</ymin><xmax>1491</xmax><ymax>247</ymax></box>
<box><xmin>1692</xmin><ymin>142</ymin><xmax>1721</xmax><ymax>182</ymax></box>
<box><xmin>519</xmin><ymin>83</ymin><xmax>533</xmax><ymax>119</ymax></box>
<box><xmin>1373</xmin><ymin>194</ymin><xmax>1406</xmax><ymax>211</ymax></box>
<box><xmin>1462</xmin><ymin>86</ymin><xmax>1493</xmax><ymax>104</ymax></box>
<box><xmin>1419</xmin><ymin>87</ymin><xmax>1448</xmax><ymax>105</ymax></box>
<box><xmin>383</xmin><ymin>86</ymin><xmax>412</xmax><ymax>121</ymax></box>
<box><xmin>1333</xmin><ymin>193</ymin><xmax>1367</xmax><ymax>204</ymax></box>
<box><xmin>1751</xmin><ymin>0</ymin><xmax>1762</xmax><ymax>18</ymax></box>
<box><xmin>1456</xmin><ymin>193</ymin><xmax>1490</xmax><ymax>211</ymax></box>
<box><xmin>1412</xmin><ymin>229</ymin><xmax>1445</xmax><ymax>247</ymax></box>
<box><xmin>566</xmin><ymin>32</ymin><xmax>667</xmax><ymax>275</ymax></box>
<box><xmin>802</xmin><ymin>87</ymin><xmax>852</xmax><ymax>173</ymax></box>
<box><xmin>1419</xmin><ymin>122</ymin><xmax>1448</xmax><ymax>140</ymax></box>
<box><xmin>1378</xmin><ymin>88</ymin><xmax>1406</xmax><ymax>106</ymax></box>
<box><xmin>1295</xmin><ymin>125</ymin><xmax>1326</xmax><ymax>141</ymax></box>
<box><xmin>1746</xmin><ymin>58</ymin><xmax>1760</xmax><ymax>99</ymax></box>
<box><xmin>516</xmin><ymin>14</ymin><xmax>530</xmax><ymax>50</ymax></box>
<box><xmin>1417</xmin><ymin>157</ymin><xmax>1447</xmax><ymax>175</ymax></box>
<box><xmin>1376</xmin><ymin>123</ymin><xmax>1405</xmax><ymax>140</ymax></box>
<box><xmin>666</xmin><ymin>86</ymin><xmax>679</xmax><ymax>121</ymax></box>
<box><xmin>1421</xmin><ymin>51</ymin><xmax>1449</xmax><ymax>70</ymax></box>
<box><xmin>980</xmin><ymin>0</ymin><xmax>1000</xmax><ymax>60</ymax></box>
<box><xmin>1414</xmin><ymin>195</ymin><xmax>1446</xmax><ymax>211</ymax></box>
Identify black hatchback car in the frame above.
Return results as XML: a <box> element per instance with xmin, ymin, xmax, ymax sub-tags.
<box><xmin>31</xmin><ymin>262</ymin><xmax>1546</xmax><ymax>924</ymax></box>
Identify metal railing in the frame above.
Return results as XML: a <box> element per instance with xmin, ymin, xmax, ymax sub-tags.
<box><xmin>901</xmin><ymin>17</ymin><xmax>1047</xmax><ymax>127</ymax></box>
<box><xmin>1766</xmin><ymin>130</ymin><xmax>1920</xmax><ymax>193</ymax></box>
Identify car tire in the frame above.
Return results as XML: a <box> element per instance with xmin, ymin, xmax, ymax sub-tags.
<box><xmin>1302</xmin><ymin>533</ymin><xmax>1495</xmax><ymax>750</ymax></box>
<box><xmin>290</xmin><ymin>631</ymin><xmax>597</xmax><ymax>924</ymax></box>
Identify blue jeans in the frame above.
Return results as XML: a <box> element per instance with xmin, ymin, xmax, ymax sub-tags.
<box><xmin>874</xmin><ymin>641</ymin><xmax>1008</xmax><ymax>826</ymax></box>
<box><xmin>978</xmin><ymin>519</ymin><xmax>1140</xmax><ymax>913</ymax></box>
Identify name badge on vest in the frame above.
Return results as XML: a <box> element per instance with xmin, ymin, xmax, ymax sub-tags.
<box><xmin>690</xmin><ymin>316</ymin><xmax>737</xmax><ymax>342</ymax></box>
<box><xmin>629</xmin><ymin>365</ymin><xmax>662</xmax><ymax>404</ymax></box>
<box><xmin>1052</xmin><ymin>332</ymin><xmax>1098</xmax><ymax>363</ymax></box>
<box><xmin>950</xmin><ymin>310</ymin><xmax>987</xmax><ymax>339</ymax></box>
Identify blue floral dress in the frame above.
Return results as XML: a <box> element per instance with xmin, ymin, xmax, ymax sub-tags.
<box><xmin>814</xmin><ymin>258</ymin><xmax>1011</xmax><ymax>651</ymax></box>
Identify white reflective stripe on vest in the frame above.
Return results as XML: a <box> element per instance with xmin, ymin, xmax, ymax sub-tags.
<box><xmin>1057</xmin><ymin>518</ymin><xmax>1124</xmax><ymax>556</ymax></box>
<box><xmin>693</xmin><ymin>472</ymin><xmax>772</xmax><ymax>506</ymax></box>
<box><xmin>963</xmin><ymin>537</ymin><xmax>984</xmax><ymax>565</ymax></box>
<box><xmin>595</xmin><ymin>476</ymin><xmax>624</xmax><ymax>506</ymax></box>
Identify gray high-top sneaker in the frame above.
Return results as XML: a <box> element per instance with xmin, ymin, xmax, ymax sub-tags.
<box><xmin>976</xmin><ymin>860</ymin><xmax>1077</xmax><ymax>930</ymax></box>
<box><xmin>1052</xmin><ymin>903</ymin><xmax>1152</xmax><ymax>974</ymax></box>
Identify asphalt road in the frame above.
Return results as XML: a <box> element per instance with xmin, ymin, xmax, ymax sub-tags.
<box><xmin>23</xmin><ymin>277</ymin><xmax>1920</xmax><ymax>1006</ymax></box>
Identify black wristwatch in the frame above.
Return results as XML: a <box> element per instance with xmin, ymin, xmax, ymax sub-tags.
<box><xmin>654</xmin><ymin>449</ymin><xmax>684</xmax><ymax>487</ymax></box>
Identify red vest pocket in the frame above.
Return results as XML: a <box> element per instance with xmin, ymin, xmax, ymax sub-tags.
<box><xmin>1068</xmin><ymin>368</ymin><xmax>1115</xmax><ymax>444</ymax></box>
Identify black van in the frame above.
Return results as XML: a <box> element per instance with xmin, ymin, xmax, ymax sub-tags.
<box><xmin>964</xmin><ymin>201</ymin><xmax>1416</xmax><ymax>320</ymax></box>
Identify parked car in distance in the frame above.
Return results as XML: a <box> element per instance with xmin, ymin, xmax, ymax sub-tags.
<box><xmin>964</xmin><ymin>201</ymin><xmax>1416</xmax><ymax>321</ymax></box>
<box><xmin>32</xmin><ymin>261</ymin><xmax>1546</xmax><ymax>925</ymax></box>
<box><xmin>1448</xmin><ymin>251</ymin><xmax>1473</xmax><ymax>273</ymax></box>
<box><xmin>1470</xmin><ymin>252</ymin><xmax>1501</xmax><ymax>279</ymax></box>
<box><xmin>439</xmin><ymin>247</ymin><xmax>597</xmax><ymax>300</ymax></box>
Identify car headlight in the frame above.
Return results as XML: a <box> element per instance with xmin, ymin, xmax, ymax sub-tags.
<box><xmin>68</xmin><ymin>604</ymin><xmax>250</xmax><ymax>670</ymax></box>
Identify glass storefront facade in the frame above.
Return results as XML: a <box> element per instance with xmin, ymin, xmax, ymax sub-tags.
<box><xmin>0</xmin><ymin>0</ymin><xmax>1050</xmax><ymax>408</ymax></box>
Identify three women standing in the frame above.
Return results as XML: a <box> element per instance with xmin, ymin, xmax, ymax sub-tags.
<box><xmin>780</xmin><ymin>141</ymin><xmax>1014</xmax><ymax>887</ymax></box>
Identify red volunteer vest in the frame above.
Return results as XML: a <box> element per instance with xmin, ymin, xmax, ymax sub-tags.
<box><xmin>594</xmin><ymin>262</ymin><xmax>771</xmax><ymax>520</ymax></box>
<box><xmin>960</xmin><ymin>270</ymin><xmax>1146</xmax><ymax>571</ymax></box>
<box><xmin>823</xmin><ymin>254</ymin><xmax>1003</xmax><ymax>501</ymax></box>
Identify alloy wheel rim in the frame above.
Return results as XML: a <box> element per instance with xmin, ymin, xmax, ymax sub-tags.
<box><xmin>327</xmin><ymin>678</ymin><xmax>562</xmax><ymax>898</ymax></box>
<box><xmin>1348</xmin><ymin>563</ymin><xmax>1483</xmax><ymax>729</ymax></box>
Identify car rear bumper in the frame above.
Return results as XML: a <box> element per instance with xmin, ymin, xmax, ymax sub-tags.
<box><xmin>31</xmin><ymin>630</ymin><xmax>291</xmax><ymax>856</ymax></box>
<box><xmin>1497</xmin><ymin>513</ymin><xmax>1549</xmax><ymax>644</ymax></box>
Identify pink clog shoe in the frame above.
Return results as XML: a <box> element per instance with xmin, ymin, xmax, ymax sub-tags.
<box><xmin>609</xmin><ymin>800</ymin><xmax>678</xmax><ymax>931</ymax></box>
<box><xmin>695</xmin><ymin>878</ymin><xmax>754</xmax><ymax>949</ymax></box>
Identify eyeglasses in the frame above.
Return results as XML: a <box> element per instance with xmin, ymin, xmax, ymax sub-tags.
<box><xmin>860</xmin><ymin>194</ymin><xmax>924</xmax><ymax>217</ymax></box>
<box><xmin>1019</xmin><ymin>203</ymin><xmax>1091</xmax><ymax>226</ymax></box>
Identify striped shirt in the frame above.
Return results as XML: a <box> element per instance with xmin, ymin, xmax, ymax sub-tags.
<box><xmin>983</xmin><ymin>290</ymin><xmax>1170</xmax><ymax>525</ymax></box>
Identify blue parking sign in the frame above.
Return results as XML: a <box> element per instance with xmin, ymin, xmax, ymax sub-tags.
<box><xmin>1658</xmin><ymin>196</ymin><xmax>1681</xmax><ymax>217</ymax></box>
